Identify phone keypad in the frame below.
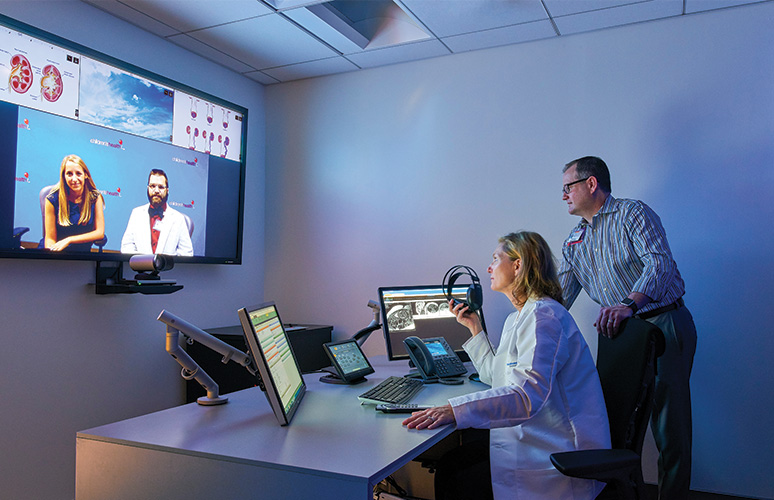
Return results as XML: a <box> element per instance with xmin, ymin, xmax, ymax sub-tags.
<box><xmin>435</xmin><ymin>356</ymin><xmax>466</xmax><ymax>377</ymax></box>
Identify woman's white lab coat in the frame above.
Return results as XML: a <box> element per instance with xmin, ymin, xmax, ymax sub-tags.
<box><xmin>449</xmin><ymin>297</ymin><xmax>611</xmax><ymax>500</ymax></box>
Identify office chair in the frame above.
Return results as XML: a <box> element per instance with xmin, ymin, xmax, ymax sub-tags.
<box><xmin>183</xmin><ymin>213</ymin><xmax>194</xmax><ymax>237</ymax></box>
<box><xmin>38</xmin><ymin>184</ymin><xmax>108</xmax><ymax>251</ymax></box>
<box><xmin>12</xmin><ymin>227</ymin><xmax>30</xmax><ymax>248</ymax></box>
<box><xmin>550</xmin><ymin>317</ymin><xmax>665</xmax><ymax>500</ymax></box>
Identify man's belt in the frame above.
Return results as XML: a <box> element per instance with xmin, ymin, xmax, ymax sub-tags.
<box><xmin>637</xmin><ymin>297</ymin><xmax>685</xmax><ymax>320</ymax></box>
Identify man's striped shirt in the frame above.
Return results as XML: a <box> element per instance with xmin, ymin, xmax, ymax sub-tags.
<box><xmin>559</xmin><ymin>195</ymin><xmax>685</xmax><ymax>314</ymax></box>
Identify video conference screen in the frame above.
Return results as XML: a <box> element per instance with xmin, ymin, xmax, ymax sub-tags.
<box><xmin>0</xmin><ymin>15</ymin><xmax>247</xmax><ymax>264</ymax></box>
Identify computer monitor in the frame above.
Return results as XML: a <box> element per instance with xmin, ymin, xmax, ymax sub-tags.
<box><xmin>321</xmin><ymin>339</ymin><xmax>375</xmax><ymax>384</ymax></box>
<box><xmin>378</xmin><ymin>285</ymin><xmax>487</xmax><ymax>362</ymax></box>
<box><xmin>237</xmin><ymin>302</ymin><xmax>306</xmax><ymax>426</ymax></box>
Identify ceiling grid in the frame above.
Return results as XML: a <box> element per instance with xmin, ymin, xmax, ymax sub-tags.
<box><xmin>80</xmin><ymin>0</ymin><xmax>771</xmax><ymax>84</ymax></box>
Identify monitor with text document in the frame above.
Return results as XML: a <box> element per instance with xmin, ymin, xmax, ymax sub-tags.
<box><xmin>238</xmin><ymin>302</ymin><xmax>306</xmax><ymax>426</ymax></box>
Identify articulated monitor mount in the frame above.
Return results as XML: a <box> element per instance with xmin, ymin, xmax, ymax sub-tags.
<box><xmin>319</xmin><ymin>300</ymin><xmax>382</xmax><ymax>384</ymax></box>
<box><xmin>352</xmin><ymin>299</ymin><xmax>382</xmax><ymax>346</ymax></box>
<box><xmin>158</xmin><ymin>309</ymin><xmax>259</xmax><ymax>405</ymax></box>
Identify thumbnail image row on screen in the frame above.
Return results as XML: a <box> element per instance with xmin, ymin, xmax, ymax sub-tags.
<box><xmin>0</xmin><ymin>22</ymin><xmax>243</xmax><ymax>162</ymax></box>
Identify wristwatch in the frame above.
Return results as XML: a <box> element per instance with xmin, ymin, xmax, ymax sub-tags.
<box><xmin>620</xmin><ymin>297</ymin><xmax>639</xmax><ymax>314</ymax></box>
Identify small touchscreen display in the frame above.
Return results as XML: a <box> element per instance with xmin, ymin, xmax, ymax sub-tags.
<box><xmin>323</xmin><ymin>339</ymin><xmax>375</xmax><ymax>383</ymax></box>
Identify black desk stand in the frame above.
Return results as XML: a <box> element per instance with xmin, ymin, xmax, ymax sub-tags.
<box><xmin>318</xmin><ymin>366</ymin><xmax>368</xmax><ymax>385</ymax></box>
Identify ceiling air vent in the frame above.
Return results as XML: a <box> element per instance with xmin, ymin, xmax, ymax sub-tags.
<box><xmin>276</xmin><ymin>0</ymin><xmax>432</xmax><ymax>53</ymax></box>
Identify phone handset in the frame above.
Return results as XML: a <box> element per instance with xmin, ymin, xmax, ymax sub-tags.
<box><xmin>404</xmin><ymin>336</ymin><xmax>438</xmax><ymax>381</ymax></box>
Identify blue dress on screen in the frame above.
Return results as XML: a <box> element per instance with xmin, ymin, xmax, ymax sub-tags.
<box><xmin>46</xmin><ymin>191</ymin><xmax>97</xmax><ymax>252</ymax></box>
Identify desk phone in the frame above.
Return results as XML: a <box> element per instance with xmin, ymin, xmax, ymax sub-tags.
<box><xmin>404</xmin><ymin>336</ymin><xmax>467</xmax><ymax>383</ymax></box>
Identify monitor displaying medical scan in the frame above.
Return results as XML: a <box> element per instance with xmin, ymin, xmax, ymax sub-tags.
<box><xmin>378</xmin><ymin>285</ymin><xmax>488</xmax><ymax>362</ymax></box>
<box><xmin>238</xmin><ymin>302</ymin><xmax>306</xmax><ymax>426</ymax></box>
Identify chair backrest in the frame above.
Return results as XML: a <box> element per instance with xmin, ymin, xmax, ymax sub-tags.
<box><xmin>183</xmin><ymin>214</ymin><xmax>194</xmax><ymax>237</ymax></box>
<box><xmin>39</xmin><ymin>184</ymin><xmax>57</xmax><ymax>240</ymax></box>
<box><xmin>597</xmin><ymin>317</ymin><xmax>665</xmax><ymax>454</ymax></box>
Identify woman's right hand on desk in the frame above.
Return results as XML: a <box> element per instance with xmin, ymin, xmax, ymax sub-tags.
<box><xmin>49</xmin><ymin>237</ymin><xmax>72</xmax><ymax>252</ymax></box>
<box><xmin>402</xmin><ymin>404</ymin><xmax>456</xmax><ymax>430</ymax></box>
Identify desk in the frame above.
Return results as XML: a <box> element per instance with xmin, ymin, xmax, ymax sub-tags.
<box><xmin>75</xmin><ymin>357</ymin><xmax>484</xmax><ymax>500</ymax></box>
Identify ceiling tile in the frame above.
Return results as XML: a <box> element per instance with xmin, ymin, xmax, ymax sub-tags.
<box><xmin>166</xmin><ymin>33</ymin><xmax>258</xmax><ymax>73</ymax></box>
<box><xmin>685</xmin><ymin>0</ymin><xmax>768</xmax><ymax>13</ymax></box>
<box><xmin>81</xmin><ymin>0</ymin><xmax>180</xmax><ymax>37</ymax></box>
<box><xmin>264</xmin><ymin>0</ymin><xmax>330</xmax><ymax>10</ymax></box>
<box><xmin>262</xmin><ymin>56</ymin><xmax>360</xmax><ymax>82</ymax></box>
<box><xmin>117</xmin><ymin>0</ymin><xmax>273</xmax><ymax>32</ymax></box>
<box><xmin>344</xmin><ymin>38</ymin><xmax>449</xmax><ymax>68</ymax></box>
<box><xmin>365</xmin><ymin>4</ymin><xmax>434</xmax><ymax>49</ymax></box>
<box><xmin>544</xmin><ymin>0</ymin><xmax>653</xmax><ymax>18</ymax></box>
<box><xmin>243</xmin><ymin>70</ymin><xmax>282</xmax><ymax>85</ymax></box>
<box><xmin>186</xmin><ymin>13</ymin><xmax>339</xmax><ymax>69</ymax></box>
<box><xmin>442</xmin><ymin>19</ymin><xmax>556</xmax><ymax>53</ymax></box>
<box><xmin>399</xmin><ymin>0</ymin><xmax>549</xmax><ymax>38</ymax></box>
<box><xmin>554</xmin><ymin>0</ymin><xmax>683</xmax><ymax>36</ymax></box>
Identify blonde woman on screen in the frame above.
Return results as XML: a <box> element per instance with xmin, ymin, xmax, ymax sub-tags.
<box><xmin>44</xmin><ymin>154</ymin><xmax>104</xmax><ymax>252</ymax></box>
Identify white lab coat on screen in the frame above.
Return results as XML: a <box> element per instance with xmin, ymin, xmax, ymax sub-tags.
<box><xmin>120</xmin><ymin>204</ymin><xmax>193</xmax><ymax>256</ymax></box>
<box><xmin>449</xmin><ymin>297</ymin><xmax>611</xmax><ymax>500</ymax></box>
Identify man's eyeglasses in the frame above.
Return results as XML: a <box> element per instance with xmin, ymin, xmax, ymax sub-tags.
<box><xmin>562</xmin><ymin>177</ymin><xmax>589</xmax><ymax>194</ymax></box>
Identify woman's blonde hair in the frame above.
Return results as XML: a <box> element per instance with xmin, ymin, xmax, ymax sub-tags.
<box><xmin>53</xmin><ymin>154</ymin><xmax>101</xmax><ymax>226</ymax></box>
<box><xmin>499</xmin><ymin>231</ymin><xmax>564</xmax><ymax>307</ymax></box>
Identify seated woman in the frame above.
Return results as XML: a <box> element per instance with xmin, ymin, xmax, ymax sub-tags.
<box><xmin>403</xmin><ymin>231</ymin><xmax>611</xmax><ymax>500</ymax></box>
<box><xmin>44</xmin><ymin>154</ymin><xmax>105</xmax><ymax>252</ymax></box>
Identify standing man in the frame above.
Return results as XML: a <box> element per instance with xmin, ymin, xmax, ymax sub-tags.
<box><xmin>558</xmin><ymin>156</ymin><xmax>696</xmax><ymax>500</ymax></box>
<box><xmin>121</xmin><ymin>169</ymin><xmax>193</xmax><ymax>256</ymax></box>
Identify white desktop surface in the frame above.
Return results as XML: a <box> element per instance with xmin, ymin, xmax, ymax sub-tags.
<box><xmin>75</xmin><ymin>356</ymin><xmax>484</xmax><ymax>500</ymax></box>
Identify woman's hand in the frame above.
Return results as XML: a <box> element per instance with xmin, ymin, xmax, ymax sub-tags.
<box><xmin>402</xmin><ymin>404</ymin><xmax>456</xmax><ymax>430</ymax></box>
<box><xmin>50</xmin><ymin>237</ymin><xmax>71</xmax><ymax>252</ymax></box>
<box><xmin>450</xmin><ymin>300</ymin><xmax>483</xmax><ymax>336</ymax></box>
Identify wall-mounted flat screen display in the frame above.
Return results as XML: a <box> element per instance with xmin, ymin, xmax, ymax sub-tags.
<box><xmin>0</xmin><ymin>14</ymin><xmax>247</xmax><ymax>264</ymax></box>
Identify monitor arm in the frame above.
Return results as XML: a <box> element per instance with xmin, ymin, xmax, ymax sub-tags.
<box><xmin>157</xmin><ymin>309</ymin><xmax>258</xmax><ymax>406</ymax></box>
<box><xmin>352</xmin><ymin>300</ymin><xmax>382</xmax><ymax>346</ymax></box>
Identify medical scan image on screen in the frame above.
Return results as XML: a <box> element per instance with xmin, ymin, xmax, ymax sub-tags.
<box><xmin>379</xmin><ymin>285</ymin><xmax>486</xmax><ymax>361</ymax></box>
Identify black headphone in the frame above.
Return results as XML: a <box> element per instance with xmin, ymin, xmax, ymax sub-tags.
<box><xmin>442</xmin><ymin>265</ymin><xmax>483</xmax><ymax>312</ymax></box>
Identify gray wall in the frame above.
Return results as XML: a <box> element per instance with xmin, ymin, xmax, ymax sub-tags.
<box><xmin>0</xmin><ymin>2</ymin><xmax>265</xmax><ymax>499</ymax></box>
<box><xmin>265</xmin><ymin>3</ymin><xmax>774</xmax><ymax>498</ymax></box>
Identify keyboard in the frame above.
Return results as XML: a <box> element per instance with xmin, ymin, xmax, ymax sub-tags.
<box><xmin>358</xmin><ymin>376</ymin><xmax>424</xmax><ymax>405</ymax></box>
